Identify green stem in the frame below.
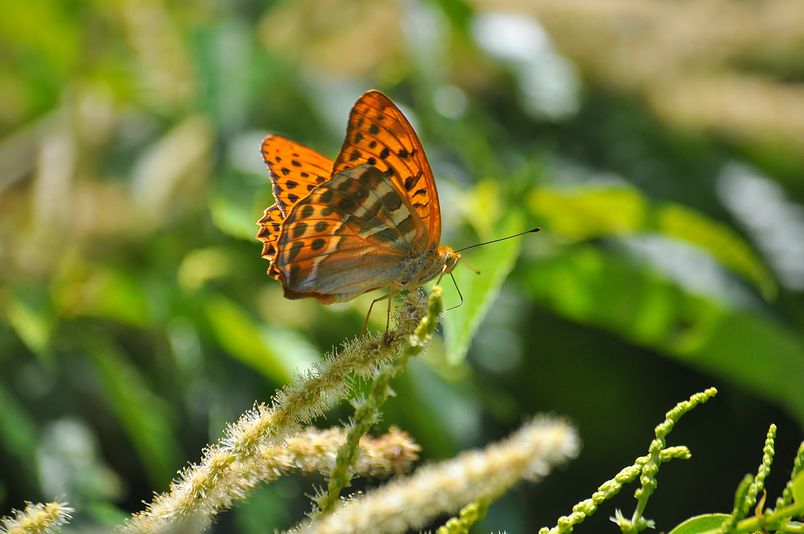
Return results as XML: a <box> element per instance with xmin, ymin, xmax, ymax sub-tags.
<box><xmin>316</xmin><ymin>351</ymin><xmax>413</xmax><ymax>514</ymax></box>
<box><xmin>316</xmin><ymin>287</ymin><xmax>444</xmax><ymax>515</ymax></box>
<box><xmin>626</xmin><ymin>388</ymin><xmax>718</xmax><ymax>533</ymax></box>
<box><xmin>732</xmin><ymin>501</ymin><xmax>804</xmax><ymax>533</ymax></box>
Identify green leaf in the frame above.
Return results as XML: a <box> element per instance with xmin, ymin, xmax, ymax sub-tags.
<box><xmin>528</xmin><ymin>185</ymin><xmax>776</xmax><ymax>298</ymax></box>
<box><xmin>0</xmin><ymin>385</ymin><xmax>38</xmax><ymax>470</ymax></box>
<box><xmin>86</xmin><ymin>501</ymin><xmax>130</xmax><ymax>529</ymax></box>
<box><xmin>656</xmin><ymin>204</ymin><xmax>776</xmax><ymax>299</ymax></box>
<box><xmin>86</xmin><ymin>337</ymin><xmax>182</xmax><ymax>486</ymax></box>
<box><xmin>56</xmin><ymin>266</ymin><xmax>151</xmax><ymax>327</ymax></box>
<box><xmin>529</xmin><ymin>186</ymin><xmax>646</xmax><ymax>239</ymax></box>
<box><xmin>667</xmin><ymin>514</ymin><xmax>730</xmax><ymax>534</ymax></box>
<box><xmin>178</xmin><ymin>247</ymin><xmax>241</xmax><ymax>290</ymax></box>
<box><xmin>205</xmin><ymin>295</ymin><xmax>319</xmax><ymax>383</ymax></box>
<box><xmin>524</xmin><ymin>246</ymin><xmax>804</xmax><ymax>424</ymax></box>
<box><xmin>210</xmin><ymin>193</ymin><xmax>261</xmax><ymax>241</ymax></box>
<box><xmin>792</xmin><ymin>471</ymin><xmax>804</xmax><ymax>505</ymax></box>
<box><xmin>6</xmin><ymin>291</ymin><xmax>53</xmax><ymax>361</ymax></box>
<box><xmin>443</xmin><ymin>212</ymin><xmax>524</xmax><ymax>364</ymax></box>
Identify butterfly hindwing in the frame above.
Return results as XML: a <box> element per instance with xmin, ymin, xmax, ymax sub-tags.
<box><xmin>261</xmin><ymin>135</ymin><xmax>334</xmax><ymax>214</ymax></box>
<box><xmin>256</xmin><ymin>204</ymin><xmax>284</xmax><ymax>270</ymax></box>
<box><xmin>258</xmin><ymin>135</ymin><xmax>335</xmax><ymax>275</ymax></box>
<box><xmin>272</xmin><ymin>165</ymin><xmax>423</xmax><ymax>302</ymax></box>
<box><xmin>332</xmin><ymin>90</ymin><xmax>442</xmax><ymax>250</ymax></box>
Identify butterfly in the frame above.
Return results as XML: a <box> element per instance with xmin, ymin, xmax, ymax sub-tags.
<box><xmin>256</xmin><ymin>90</ymin><xmax>460</xmax><ymax>330</ymax></box>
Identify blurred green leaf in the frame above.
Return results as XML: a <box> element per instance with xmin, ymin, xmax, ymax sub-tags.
<box><xmin>657</xmin><ymin>204</ymin><xmax>776</xmax><ymax>299</ymax></box>
<box><xmin>210</xmin><ymin>193</ymin><xmax>261</xmax><ymax>241</ymax></box>
<box><xmin>205</xmin><ymin>295</ymin><xmax>319</xmax><ymax>383</ymax></box>
<box><xmin>529</xmin><ymin>186</ymin><xmax>646</xmax><ymax>239</ymax></box>
<box><xmin>178</xmin><ymin>247</ymin><xmax>241</xmax><ymax>290</ymax></box>
<box><xmin>235</xmin><ymin>482</ymin><xmax>295</xmax><ymax>534</ymax></box>
<box><xmin>443</xmin><ymin>209</ymin><xmax>524</xmax><ymax>365</ymax></box>
<box><xmin>86</xmin><ymin>337</ymin><xmax>182</xmax><ymax>486</ymax></box>
<box><xmin>86</xmin><ymin>501</ymin><xmax>130</xmax><ymax>529</ymax></box>
<box><xmin>524</xmin><ymin>246</ymin><xmax>804</xmax><ymax>424</ymax></box>
<box><xmin>528</xmin><ymin>185</ymin><xmax>776</xmax><ymax>298</ymax></box>
<box><xmin>0</xmin><ymin>385</ymin><xmax>38</xmax><ymax>469</ymax></box>
<box><xmin>56</xmin><ymin>267</ymin><xmax>151</xmax><ymax>328</ymax></box>
<box><xmin>6</xmin><ymin>291</ymin><xmax>53</xmax><ymax>361</ymax></box>
<box><xmin>667</xmin><ymin>514</ymin><xmax>729</xmax><ymax>534</ymax></box>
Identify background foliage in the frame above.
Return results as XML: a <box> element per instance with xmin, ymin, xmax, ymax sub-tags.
<box><xmin>1</xmin><ymin>0</ymin><xmax>802</xmax><ymax>531</ymax></box>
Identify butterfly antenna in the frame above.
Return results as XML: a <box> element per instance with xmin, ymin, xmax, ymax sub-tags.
<box><xmin>461</xmin><ymin>259</ymin><xmax>481</xmax><ymax>275</ymax></box>
<box><xmin>455</xmin><ymin>226</ymin><xmax>541</xmax><ymax>253</ymax></box>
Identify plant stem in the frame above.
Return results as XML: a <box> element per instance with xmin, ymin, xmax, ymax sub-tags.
<box><xmin>316</xmin><ymin>287</ymin><xmax>444</xmax><ymax>515</ymax></box>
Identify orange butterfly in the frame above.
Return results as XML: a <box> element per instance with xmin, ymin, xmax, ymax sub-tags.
<box><xmin>256</xmin><ymin>90</ymin><xmax>460</xmax><ymax>330</ymax></box>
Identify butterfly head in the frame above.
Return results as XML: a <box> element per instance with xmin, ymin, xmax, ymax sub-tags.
<box><xmin>438</xmin><ymin>246</ymin><xmax>461</xmax><ymax>278</ymax></box>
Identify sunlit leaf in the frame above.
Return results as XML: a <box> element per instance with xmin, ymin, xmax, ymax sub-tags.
<box><xmin>657</xmin><ymin>204</ymin><xmax>776</xmax><ymax>299</ymax></box>
<box><xmin>7</xmin><ymin>291</ymin><xmax>53</xmax><ymax>360</ymax></box>
<box><xmin>443</xmin><ymin>211</ymin><xmax>524</xmax><ymax>365</ymax></box>
<box><xmin>210</xmin><ymin>193</ymin><xmax>261</xmax><ymax>241</ymax></box>
<box><xmin>528</xmin><ymin>185</ymin><xmax>776</xmax><ymax>298</ymax></box>
<box><xmin>529</xmin><ymin>186</ymin><xmax>646</xmax><ymax>239</ymax></box>
<box><xmin>57</xmin><ymin>267</ymin><xmax>151</xmax><ymax>327</ymax></box>
<box><xmin>667</xmin><ymin>513</ymin><xmax>730</xmax><ymax>534</ymax></box>
<box><xmin>205</xmin><ymin>295</ymin><xmax>319</xmax><ymax>383</ymax></box>
<box><xmin>178</xmin><ymin>247</ymin><xmax>241</xmax><ymax>290</ymax></box>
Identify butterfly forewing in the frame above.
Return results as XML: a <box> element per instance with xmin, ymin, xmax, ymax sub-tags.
<box><xmin>332</xmin><ymin>90</ymin><xmax>442</xmax><ymax>250</ymax></box>
<box><xmin>272</xmin><ymin>165</ymin><xmax>423</xmax><ymax>303</ymax></box>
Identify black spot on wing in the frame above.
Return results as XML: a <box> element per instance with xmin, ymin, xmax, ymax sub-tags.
<box><xmin>397</xmin><ymin>215</ymin><xmax>415</xmax><ymax>235</ymax></box>
<box><xmin>287</xmin><ymin>241</ymin><xmax>303</xmax><ymax>262</ymax></box>
<box><xmin>380</xmin><ymin>191</ymin><xmax>403</xmax><ymax>212</ymax></box>
<box><xmin>293</xmin><ymin>222</ymin><xmax>307</xmax><ymax>238</ymax></box>
<box><xmin>370</xmin><ymin>227</ymin><xmax>398</xmax><ymax>244</ymax></box>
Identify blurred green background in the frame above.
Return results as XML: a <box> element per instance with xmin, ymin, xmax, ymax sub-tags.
<box><xmin>1</xmin><ymin>0</ymin><xmax>803</xmax><ymax>531</ymax></box>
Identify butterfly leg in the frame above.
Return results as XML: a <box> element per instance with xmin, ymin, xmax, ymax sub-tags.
<box><xmin>444</xmin><ymin>272</ymin><xmax>465</xmax><ymax>311</ymax></box>
<box><xmin>361</xmin><ymin>291</ymin><xmax>392</xmax><ymax>336</ymax></box>
<box><xmin>383</xmin><ymin>286</ymin><xmax>394</xmax><ymax>344</ymax></box>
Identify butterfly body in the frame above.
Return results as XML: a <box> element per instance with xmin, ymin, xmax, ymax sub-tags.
<box><xmin>257</xmin><ymin>91</ymin><xmax>459</xmax><ymax>306</ymax></box>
